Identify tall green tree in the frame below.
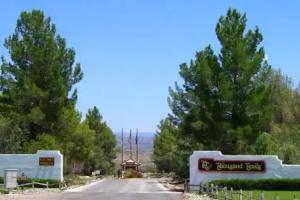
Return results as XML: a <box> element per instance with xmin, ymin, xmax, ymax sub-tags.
<box><xmin>85</xmin><ymin>106</ymin><xmax>117</xmax><ymax>174</ymax></box>
<box><xmin>153</xmin><ymin>118</ymin><xmax>178</xmax><ymax>172</ymax></box>
<box><xmin>0</xmin><ymin>115</ymin><xmax>23</xmax><ymax>153</ymax></box>
<box><xmin>169</xmin><ymin>9</ymin><xmax>271</xmax><ymax>154</ymax></box>
<box><xmin>165</xmin><ymin>9</ymin><xmax>272</xmax><ymax>177</ymax></box>
<box><xmin>0</xmin><ymin>10</ymin><xmax>83</xmax><ymax>140</ymax></box>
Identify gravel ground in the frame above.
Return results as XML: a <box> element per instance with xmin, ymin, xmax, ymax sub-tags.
<box><xmin>182</xmin><ymin>193</ymin><xmax>211</xmax><ymax>200</ymax></box>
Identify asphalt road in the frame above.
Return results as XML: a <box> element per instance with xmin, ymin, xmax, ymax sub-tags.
<box><xmin>0</xmin><ymin>178</ymin><xmax>182</xmax><ymax>200</ymax></box>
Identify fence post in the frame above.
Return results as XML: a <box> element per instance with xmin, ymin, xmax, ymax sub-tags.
<box><xmin>239</xmin><ymin>189</ymin><xmax>243</xmax><ymax>200</ymax></box>
<box><xmin>206</xmin><ymin>183</ymin><xmax>209</xmax><ymax>194</ymax></box>
<box><xmin>224</xmin><ymin>186</ymin><xmax>227</xmax><ymax>200</ymax></box>
<box><xmin>46</xmin><ymin>181</ymin><xmax>48</xmax><ymax>189</ymax></box>
<box><xmin>211</xmin><ymin>184</ymin><xmax>214</xmax><ymax>197</ymax></box>
<box><xmin>260</xmin><ymin>192</ymin><xmax>265</xmax><ymax>200</ymax></box>
<box><xmin>216</xmin><ymin>185</ymin><xmax>219</xmax><ymax>198</ymax></box>
<box><xmin>274</xmin><ymin>193</ymin><xmax>279</xmax><ymax>200</ymax></box>
<box><xmin>32</xmin><ymin>181</ymin><xmax>34</xmax><ymax>189</ymax></box>
<box><xmin>230</xmin><ymin>187</ymin><xmax>234</xmax><ymax>200</ymax></box>
<box><xmin>249</xmin><ymin>191</ymin><xmax>253</xmax><ymax>200</ymax></box>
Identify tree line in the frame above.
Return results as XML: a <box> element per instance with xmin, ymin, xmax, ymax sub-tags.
<box><xmin>153</xmin><ymin>8</ymin><xmax>300</xmax><ymax>177</ymax></box>
<box><xmin>0</xmin><ymin>10</ymin><xmax>116</xmax><ymax>175</ymax></box>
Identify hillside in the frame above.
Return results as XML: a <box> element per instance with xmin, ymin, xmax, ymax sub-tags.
<box><xmin>114</xmin><ymin>133</ymin><xmax>155</xmax><ymax>172</ymax></box>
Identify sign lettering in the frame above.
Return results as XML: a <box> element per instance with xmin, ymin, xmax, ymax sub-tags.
<box><xmin>39</xmin><ymin>157</ymin><xmax>55</xmax><ymax>166</ymax></box>
<box><xmin>199</xmin><ymin>159</ymin><xmax>265</xmax><ymax>172</ymax></box>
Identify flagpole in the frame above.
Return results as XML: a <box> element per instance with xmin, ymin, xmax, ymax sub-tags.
<box><xmin>121</xmin><ymin>128</ymin><xmax>124</xmax><ymax>163</ymax></box>
<box><xmin>136</xmin><ymin>129</ymin><xmax>139</xmax><ymax>162</ymax></box>
<box><xmin>129</xmin><ymin>129</ymin><xmax>132</xmax><ymax>159</ymax></box>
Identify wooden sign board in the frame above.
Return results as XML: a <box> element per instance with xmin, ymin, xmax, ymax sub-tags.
<box><xmin>199</xmin><ymin>158</ymin><xmax>265</xmax><ymax>172</ymax></box>
<box><xmin>39</xmin><ymin>157</ymin><xmax>55</xmax><ymax>166</ymax></box>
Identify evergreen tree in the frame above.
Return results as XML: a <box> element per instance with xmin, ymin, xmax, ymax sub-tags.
<box><xmin>153</xmin><ymin>118</ymin><xmax>178</xmax><ymax>172</ymax></box>
<box><xmin>169</xmin><ymin>8</ymin><xmax>271</xmax><ymax>154</ymax></box>
<box><xmin>0</xmin><ymin>10</ymin><xmax>83</xmax><ymax>140</ymax></box>
<box><xmin>163</xmin><ymin>9</ymin><xmax>273</xmax><ymax>177</ymax></box>
<box><xmin>85</xmin><ymin>106</ymin><xmax>117</xmax><ymax>174</ymax></box>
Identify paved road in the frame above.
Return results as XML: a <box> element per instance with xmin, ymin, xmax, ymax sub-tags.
<box><xmin>0</xmin><ymin>178</ymin><xmax>182</xmax><ymax>200</ymax></box>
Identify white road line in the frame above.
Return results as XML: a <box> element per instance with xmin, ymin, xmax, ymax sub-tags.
<box><xmin>65</xmin><ymin>179</ymin><xmax>105</xmax><ymax>192</ymax></box>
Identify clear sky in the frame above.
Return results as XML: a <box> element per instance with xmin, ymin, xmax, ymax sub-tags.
<box><xmin>1</xmin><ymin>1</ymin><xmax>300</xmax><ymax>133</ymax></box>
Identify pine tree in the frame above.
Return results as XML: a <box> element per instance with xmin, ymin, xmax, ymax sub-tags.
<box><xmin>0</xmin><ymin>10</ymin><xmax>83</xmax><ymax>139</ymax></box>
<box><xmin>168</xmin><ymin>8</ymin><xmax>272</xmax><ymax>162</ymax></box>
<box><xmin>85</xmin><ymin>106</ymin><xmax>117</xmax><ymax>174</ymax></box>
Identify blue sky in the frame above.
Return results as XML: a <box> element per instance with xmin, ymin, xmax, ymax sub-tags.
<box><xmin>1</xmin><ymin>1</ymin><xmax>300</xmax><ymax>133</ymax></box>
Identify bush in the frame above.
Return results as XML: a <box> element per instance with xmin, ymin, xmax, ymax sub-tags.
<box><xmin>64</xmin><ymin>175</ymin><xmax>92</xmax><ymax>186</ymax></box>
<box><xmin>124</xmin><ymin>169</ymin><xmax>143</xmax><ymax>178</ymax></box>
<box><xmin>18</xmin><ymin>178</ymin><xmax>60</xmax><ymax>188</ymax></box>
<box><xmin>209</xmin><ymin>179</ymin><xmax>300</xmax><ymax>191</ymax></box>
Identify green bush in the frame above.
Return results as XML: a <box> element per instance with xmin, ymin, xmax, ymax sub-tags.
<box><xmin>124</xmin><ymin>169</ymin><xmax>143</xmax><ymax>178</ymax></box>
<box><xmin>209</xmin><ymin>179</ymin><xmax>300</xmax><ymax>191</ymax></box>
<box><xmin>18</xmin><ymin>178</ymin><xmax>60</xmax><ymax>188</ymax></box>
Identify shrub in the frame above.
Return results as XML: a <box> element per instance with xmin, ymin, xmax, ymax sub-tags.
<box><xmin>64</xmin><ymin>175</ymin><xmax>91</xmax><ymax>186</ymax></box>
<box><xmin>124</xmin><ymin>169</ymin><xmax>143</xmax><ymax>178</ymax></box>
<box><xmin>209</xmin><ymin>179</ymin><xmax>300</xmax><ymax>191</ymax></box>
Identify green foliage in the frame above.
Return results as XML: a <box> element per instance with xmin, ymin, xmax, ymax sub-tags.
<box><xmin>123</xmin><ymin>169</ymin><xmax>143</xmax><ymax>178</ymax></box>
<box><xmin>253</xmin><ymin>132</ymin><xmax>274</xmax><ymax>155</ymax></box>
<box><xmin>0</xmin><ymin>115</ymin><xmax>23</xmax><ymax>153</ymax></box>
<box><xmin>155</xmin><ymin>9</ymin><xmax>300</xmax><ymax>178</ymax></box>
<box><xmin>168</xmin><ymin>8</ymin><xmax>271</xmax><ymax>155</ymax></box>
<box><xmin>157</xmin><ymin>8</ymin><xmax>273</xmax><ymax>177</ymax></box>
<box><xmin>64</xmin><ymin>121</ymin><xmax>96</xmax><ymax>174</ymax></box>
<box><xmin>23</xmin><ymin>133</ymin><xmax>62</xmax><ymax>153</ymax></box>
<box><xmin>209</xmin><ymin>179</ymin><xmax>300</xmax><ymax>191</ymax></box>
<box><xmin>0</xmin><ymin>10</ymin><xmax>116</xmax><ymax>176</ymax></box>
<box><xmin>17</xmin><ymin>178</ymin><xmax>60</xmax><ymax>188</ymax></box>
<box><xmin>85</xmin><ymin>106</ymin><xmax>117</xmax><ymax>174</ymax></box>
<box><xmin>269</xmin><ymin>70</ymin><xmax>299</xmax><ymax>127</ymax></box>
<box><xmin>0</xmin><ymin>10</ymin><xmax>83</xmax><ymax>140</ymax></box>
<box><xmin>153</xmin><ymin>118</ymin><xmax>178</xmax><ymax>172</ymax></box>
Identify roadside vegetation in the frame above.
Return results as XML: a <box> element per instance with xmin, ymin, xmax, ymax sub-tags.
<box><xmin>0</xmin><ymin>10</ymin><xmax>116</xmax><ymax>175</ymax></box>
<box><xmin>209</xmin><ymin>179</ymin><xmax>300</xmax><ymax>191</ymax></box>
<box><xmin>154</xmin><ymin>8</ymin><xmax>300</xmax><ymax>178</ymax></box>
<box><xmin>184</xmin><ymin>191</ymin><xmax>300</xmax><ymax>200</ymax></box>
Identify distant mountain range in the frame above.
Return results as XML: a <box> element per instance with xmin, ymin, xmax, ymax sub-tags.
<box><xmin>115</xmin><ymin>133</ymin><xmax>154</xmax><ymax>153</ymax></box>
<box><xmin>114</xmin><ymin>132</ymin><xmax>156</xmax><ymax>137</ymax></box>
<box><xmin>114</xmin><ymin>132</ymin><xmax>156</xmax><ymax>171</ymax></box>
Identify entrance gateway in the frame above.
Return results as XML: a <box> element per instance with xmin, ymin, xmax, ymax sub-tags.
<box><xmin>189</xmin><ymin>151</ymin><xmax>300</xmax><ymax>188</ymax></box>
<box><xmin>120</xmin><ymin>129</ymin><xmax>141</xmax><ymax>171</ymax></box>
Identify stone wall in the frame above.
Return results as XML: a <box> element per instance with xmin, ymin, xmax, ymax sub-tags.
<box><xmin>190</xmin><ymin>151</ymin><xmax>300</xmax><ymax>186</ymax></box>
<box><xmin>0</xmin><ymin>150</ymin><xmax>63</xmax><ymax>181</ymax></box>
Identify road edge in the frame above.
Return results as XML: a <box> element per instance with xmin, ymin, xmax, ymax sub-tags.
<box><xmin>64</xmin><ymin>179</ymin><xmax>105</xmax><ymax>192</ymax></box>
